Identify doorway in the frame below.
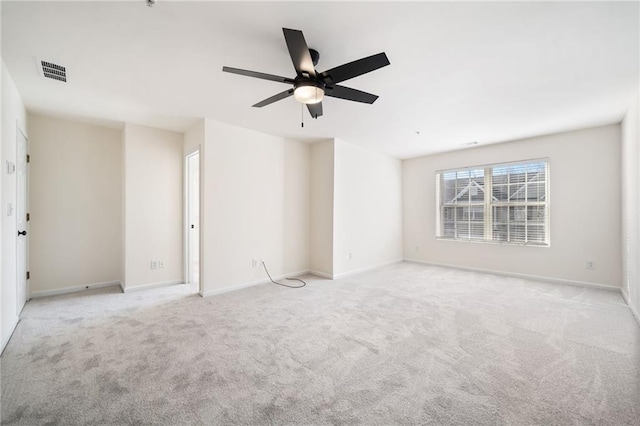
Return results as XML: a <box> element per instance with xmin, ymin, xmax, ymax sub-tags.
<box><xmin>185</xmin><ymin>150</ymin><xmax>200</xmax><ymax>291</ymax></box>
<box><xmin>16</xmin><ymin>127</ymin><xmax>28</xmax><ymax>313</ymax></box>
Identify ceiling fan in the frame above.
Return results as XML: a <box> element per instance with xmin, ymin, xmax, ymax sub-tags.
<box><xmin>222</xmin><ymin>28</ymin><xmax>390</xmax><ymax>119</ymax></box>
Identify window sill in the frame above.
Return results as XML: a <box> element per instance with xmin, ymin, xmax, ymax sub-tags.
<box><xmin>435</xmin><ymin>236</ymin><xmax>550</xmax><ymax>248</ymax></box>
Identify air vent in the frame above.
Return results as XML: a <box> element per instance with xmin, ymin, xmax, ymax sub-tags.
<box><xmin>40</xmin><ymin>60</ymin><xmax>67</xmax><ymax>82</ymax></box>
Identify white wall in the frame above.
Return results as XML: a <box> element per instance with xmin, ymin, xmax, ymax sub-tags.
<box><xmin>282</xmin><ymin>137</ymin><xmax>311</xmax><ymax>275</ymax></box>
<box><xmin>1</xmin><ymin>61</ymin><xmax>26</xmax><ymax>351</ymax></box>
<box><xmin>201</xmin><ymin>120</ymin><xmax>309</xmax><ymax>295</ymax></box>
<box><xmin>28</xmin><ymin>115</ymin><xmax>122</xmax><ymax>296</ymax></box>
<box><xmin>333</xmin><ymin>138</ymin><xmax>403</xmax><ymax>277</ymax></box>
<box><xmin>309</xmin><ymin>140</ymin><xmax>334</xmax><ymax>277</ymax></box>
<box><xmin>622</xmin><ymin>94</ymin><xmax>640</xmax><ymax>319</ymax></box>
<box><xmin>184</xmin><ymin>119</ymin><xmax>204</xmax><ymax>155</ymax></box>
<box><xmin>123</xmin><ymin>123</ymin><xmax>183</xmax><ymax>290</ymax></box>
<box><xmin>404</xmin><ymin>125</ymin><xmax>622</xmax><ymax>288</ymax></box>
<box><xmin>1</xmin><ymin>9</ymin><xmax>3</xmax><ymax>353</ymax></box>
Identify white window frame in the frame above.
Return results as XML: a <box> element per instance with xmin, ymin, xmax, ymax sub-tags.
<box><xmin>436</xmin><ymin>158</ymin><xmax>550</xmax><ymax>247</ymax></box>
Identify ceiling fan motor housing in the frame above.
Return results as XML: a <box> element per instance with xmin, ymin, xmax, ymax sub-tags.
<box><xmin>309</xmin><ymin>49</ymin><xmax>320</xmax><ymax>66</ymax></box>
<box><xmin>294</xmin><ymin>78</ymin><xmax>325</xmax><ymax>92</ymax></box>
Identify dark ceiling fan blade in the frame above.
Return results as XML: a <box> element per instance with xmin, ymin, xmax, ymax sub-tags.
<box><xmin>282</xmin><ymin>28</ymin><xmax>316</xmax><ymax>77</ymax></box>
<box><xmin>307</xmin><ymin>102</ymin><xmax>323</xmax><ymax>119</ymax></box>
<box><xmin>252</xmin><ymin>89</ymin><xmax>294</xmax><ymax>108</ymax></box>
<box><xmin>326</xmin><ymin>85</ymin><xmax>379</xmax><ymax>104</ymax></box>
<box><xmin>222</xmin><ymin>66</ymin><xmax>295</xmax><ymax>84</ymax></box>
<box><xmin>321</xmin><ymin>52</ymin><xmax>390</xmax><ymax>84</ymax></box>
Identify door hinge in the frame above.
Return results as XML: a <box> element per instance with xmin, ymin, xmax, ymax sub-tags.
<box><xmin>26</xmin><ymin>154</ymin><xmax>30</xmax><ymax>163</ymax></box>
<box><xmin>26</xmin><ymin>271</ymin><xmax>30</xmax><ymax>280</ymax></box>
<box><xmin>26</xmin><ymin>213</ymin><xmax>30</xmax><ymax>221</ymax></box>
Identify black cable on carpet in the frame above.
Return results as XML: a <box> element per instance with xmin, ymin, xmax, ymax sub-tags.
<box><xmin>261</xmin><ymin>261</ymin><xmax>306</xmax><ymax>288</ymax></box>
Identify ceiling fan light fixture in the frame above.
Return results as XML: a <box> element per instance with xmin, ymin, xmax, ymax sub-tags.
<box><xmin>294</xmin><ymin>83</ymin><xmax>324</xmax><ymax>104</ymax></box>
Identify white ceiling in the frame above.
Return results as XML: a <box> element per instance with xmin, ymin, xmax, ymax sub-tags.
<box><xmin>2</xmin><ymin>1</ymin><xmax>638</xmax><ymax>159</ymax></box>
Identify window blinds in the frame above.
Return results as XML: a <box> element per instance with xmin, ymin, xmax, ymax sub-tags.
<box><xmin>436</xmin><ymin>159</ymin><xmax>549</xmax><ymax>246</ymax></box>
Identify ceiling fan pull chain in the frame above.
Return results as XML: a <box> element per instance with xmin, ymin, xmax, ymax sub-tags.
<box><xmin>301</xmin><ymin>103</ymin><xmax>304</xmax><ymax>128</ymax></box>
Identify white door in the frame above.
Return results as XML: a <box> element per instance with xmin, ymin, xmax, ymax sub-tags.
<box><xmin>16</xmin><ymin>128</ymin><xmax>28</xmax><ymax>313</ymax></box>
<box><xmin>186</xmin><ymin>152</ymin><xmax>200</xmax><ymax>284</ymax></box>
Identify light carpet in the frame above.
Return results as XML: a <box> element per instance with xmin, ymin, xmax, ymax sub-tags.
<box><xmin>2</xmin><ymin>263</ymin><xmax>640</xmax><ymax>425</ymax></box>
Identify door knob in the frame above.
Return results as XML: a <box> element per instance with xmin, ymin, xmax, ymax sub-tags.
<box><xmin>18</xmin><ymin>230</ymin><xmax>27</xmax><ymax>236</ymax></box>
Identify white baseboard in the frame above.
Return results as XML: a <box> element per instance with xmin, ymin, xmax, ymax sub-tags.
<box><xmin>309</xmin><ymin>270</ymin><xmax>333</xmax><ymax>279</ymax></box>
<box><xmin>332</xmin><ymin>259</ymin><xmax>403</xmax><ymax>280</ymax></box>
<box><xmin>404</xmin><ymin>259</ymin><xmax>621</xmax><ymax>292</ymax></box>
<box><xmin>622</xmin><ymin>287</ymin><xmax>630</xmax><ymax>304</ymax></box>
<box><xmin>202</xmin><ymin>269</ymin><xmax>310</xmax><ymax>297</ymax></box>
<box><xmin>622</xmin><ymin>288</ymin><xmax>640</xmax><ymax>326</ymax></box>
<box><xmin>122</xmin><ymin>279</ymin><xmax>183</xmax><ymax>293</ymax></box>
<box><xmin>30</xmin><ymin>280</ymin><xmax>122</xmax><ymax>299</ymax></box>
<box><xmin>629</xmin><ymin>302</ymin><xmax>640</xmax><ymax>326</ymax></box>
<box><xmin>1</xmin><ymin>315</ymin><xmax>20</xmax><ymax>355</ymax></box>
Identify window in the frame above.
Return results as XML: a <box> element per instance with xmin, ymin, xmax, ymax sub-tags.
<box><xmin>436</xmin><ymin>159</ymin><xmax>549</xmax><ymax>246</ymax></box>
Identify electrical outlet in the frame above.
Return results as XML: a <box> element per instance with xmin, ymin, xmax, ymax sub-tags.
<box><xmin>415</xmin><ymin>245</ymin><xmax>420</xmax><ymax>253</ymax></box>
<box><xmin>251</xmin><ymin>259</ymin><xmax>258</xmax><ymax>268</ymax></box>
<box><xmin>348</xmin><ymin>252</ymin><xmax>353</xmax><ymax>260</ymax></box>
<box><xmin>585</xmin><ymin>260</ymin><xmax>595</xmax><ymax>270</ymax></box>
<box><xmin>158</xmin><ymin>260</ymin><xmax>165</xmax><ymax>269</ymax></box>
<box><xmin>150</xmin><ymin>260</ymin><xmax>158</xmax><ymax>270</ymax></box>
